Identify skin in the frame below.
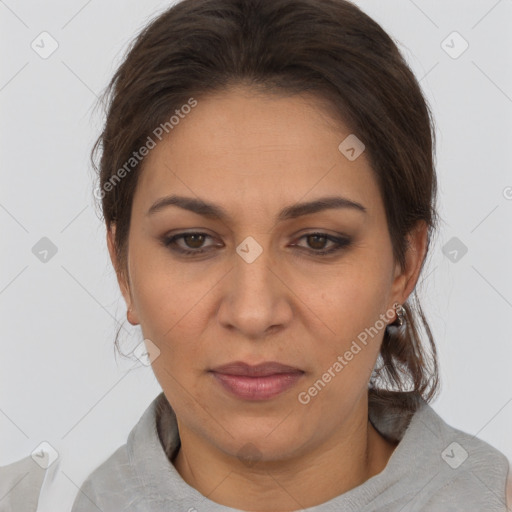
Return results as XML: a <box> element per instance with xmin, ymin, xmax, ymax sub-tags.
<box><xmin>107</xmin><ymin>85</ymin><xmax>428</xmax><ymax>511</ymax></box>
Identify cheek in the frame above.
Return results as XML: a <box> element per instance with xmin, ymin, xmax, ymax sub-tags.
<box><xmin>127</xmin><ymin>250</ymin><xmax>237</xmax><ymax>398</ymax></box>
<box><xmin>297</xmin><ymin>269</ymin><xmax>391</xmax><ymax>414</ymax></box>
<box><xmin>132</xmin><ymin>279</ymin><xmax>210</xmax><ymax>374</ymax></box>
<box><xmin>300</xmin><ymin>259</ymin><xmax>393</xmax><ymax>405</ymax></box>
<box><xmin>313</xmin><ymin>256</ymin><xmax>392</xmax><ymax>340</ymax></box>
<box><xmin>129</xmin><ymin>242</ymin><xmax>214</xmax><ymax>337</ymax></box>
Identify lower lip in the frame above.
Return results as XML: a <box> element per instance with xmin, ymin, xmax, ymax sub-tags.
<box><xmin>211</xmin><ymin>372</ymin><xmax>304</xmax><ymax>401</ymax></box>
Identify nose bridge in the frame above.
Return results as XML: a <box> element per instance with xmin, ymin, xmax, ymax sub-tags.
<box><xmin>233</xmin><ymin>235</ymin><xmax>277</xmax><ymax>304</ymax></box>
<box><xmin>218</xmin><ymin>235</ymin><xmax>291</xmax><ymax>336</ymax></box>
<box><xmin>235</xmin><ymin>241</ymin><xmax>273</xmax><ymax>290</ymax></box>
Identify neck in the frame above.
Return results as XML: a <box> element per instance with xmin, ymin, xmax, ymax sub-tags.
<box><xmin>172</xmin><ymin>394</ymin><xmax>397</xmax><ymax>511</ymax></box>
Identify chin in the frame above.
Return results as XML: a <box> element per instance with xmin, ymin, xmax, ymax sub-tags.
<box><xmin>216</xmin><ymin>421</ymin><xmax>310</xmax><ymax>464</ymax></box>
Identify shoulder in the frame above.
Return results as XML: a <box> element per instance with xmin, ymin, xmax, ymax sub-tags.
<box><xmin>411</xmin><ymin>402</ymin><xmax>510</xmax><ymax>509</ymax></box>
<box><xmin>0</xmin><ymin>454</ymin><xmax>50</xmax><ymax>512</ymax></box>
<box><xmin>71</xmin><ymin>394</ymin><xmax>168</xmax><ymax>512</ymax></box>
<box><xmin>71</xmin><ymin>444</ymin><xmax>140</xmax><ymax>512</ymax></box>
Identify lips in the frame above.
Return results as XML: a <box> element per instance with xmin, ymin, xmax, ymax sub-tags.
<box><xmin>209</xmin><ymin>361</ymin><xmax>304</xmax><ymax>400</ymax></box>
<box><xmin>211</xmin><ymin>361</ymin><xmax>303</xmax><ymax>377</ymax></box>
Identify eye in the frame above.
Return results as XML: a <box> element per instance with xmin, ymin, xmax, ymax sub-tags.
<box><xmin>294</xmin><ymin>232</ymin><xmax>352</xmax><ymax>256</ymax></box>
<box><xmin>161</xmin><ymin>231</ymin><xmax>352</xmax><ymax>257</ymax></box>
<box><xmin>162</xmin><ymin>232</ymin><xmax>218</xmax><ymax>255</ymax></box>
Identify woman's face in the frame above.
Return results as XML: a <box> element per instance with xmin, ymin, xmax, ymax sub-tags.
<box><xmin>109</xmin><ymin>86</ymin><xmax>424</xmax><ymax>462</ymax></box>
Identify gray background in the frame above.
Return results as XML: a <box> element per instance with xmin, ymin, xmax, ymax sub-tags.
<box><xmin>1</xmin><ymin>0</ymin><xmax>511</xmax><ymax>508</ymax></box>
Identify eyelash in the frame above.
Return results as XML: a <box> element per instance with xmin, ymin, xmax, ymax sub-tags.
<box><xmin>162</xmin><ymin>232</ymin><xmax>352</xmax><ymax>257</ymax></box>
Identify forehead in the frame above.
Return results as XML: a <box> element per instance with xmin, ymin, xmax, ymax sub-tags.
<box><xmin>133</xmin><ymin>88</ymin><xmax>382</xmax><ymax>220</ymax></box>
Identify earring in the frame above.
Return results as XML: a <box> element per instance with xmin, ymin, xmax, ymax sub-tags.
<box><xmin>393</xmin><ymin>302</ymin><xmax>406</xmax><ymax>327</ymax></box>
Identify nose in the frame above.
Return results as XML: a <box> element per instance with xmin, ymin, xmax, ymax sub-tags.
<box><xmin>217</xmin><ymin>243</ymin><xmax>293</xmax><ymax>339</ymax></box>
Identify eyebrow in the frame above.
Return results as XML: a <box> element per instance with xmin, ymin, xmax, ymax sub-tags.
<box><xmin>146</xmin><ymin>194</ymin><xmax>367</xmax><ymax>222</ymax></box>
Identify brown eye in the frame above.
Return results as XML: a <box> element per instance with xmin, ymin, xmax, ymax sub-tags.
<box><xmin>306</xmin><ymin>234</ymin><xmax>329</xmax><ymax>250</ymax></box>
<box><xmin>182</xmin><ymin>233</ymin><xmax>206</xmax><ymax>249</ymax></box>
<box><xmin>162</xmin><ymin>232</ymin><xmax>217</xmax><ymax>255</ymax></box>
<box><xmin>162</xmin><ymin>231</ymin><xmax>351</xmax><ymax>258</ymax></box>
<box><xmin>295</xmin><ymin>232</ymin><xmax>352</xmax><ymax>256</ymax></box>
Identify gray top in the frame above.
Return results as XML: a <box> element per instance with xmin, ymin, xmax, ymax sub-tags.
<box><xmin>71</xmin><ymin>391</ymin><xmax>510</xmax><ymax>512</ymax></box>
<box><xmin>0</xmin><ymin>454</ymin><xmax>50</xmax><ymax>512</ymax></box>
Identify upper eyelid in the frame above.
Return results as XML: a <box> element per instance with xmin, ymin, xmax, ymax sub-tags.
<box><xmin>165</xmin><ymin>231</ymin><xmax>349</xmax><ymax>249</ymax></box>
<box><xmin>166</xmin><ymin>231</ymin><xmax>344</xmax><ymax>241</ymax></box>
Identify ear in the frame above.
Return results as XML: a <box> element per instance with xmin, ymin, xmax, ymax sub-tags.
<box><xmin>389</xmin><ymin>220</ymin><xmax>429</xmax><ymax>308</ymax></box>
<box><xmin>106</xmin><ymin>225</ymin><xmax>140</xmax><ymax>326</ymax></box>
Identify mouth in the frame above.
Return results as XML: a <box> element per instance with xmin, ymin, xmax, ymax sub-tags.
<box><xmin>209</xmin><ymin>361</ymin><xmax>305</xmax><ymax>401</ymax></box>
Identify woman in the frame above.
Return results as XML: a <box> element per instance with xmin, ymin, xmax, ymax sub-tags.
<box><xmin>72</xmin><ymin>0</ymin><xmax>511</xmax><ymax>510</ymax></box>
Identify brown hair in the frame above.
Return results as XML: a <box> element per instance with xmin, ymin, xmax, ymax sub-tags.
<box><xmin>92</xmin><ymin>0</ymin><xmax>440</xmax><ymax>403</ymax></box>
